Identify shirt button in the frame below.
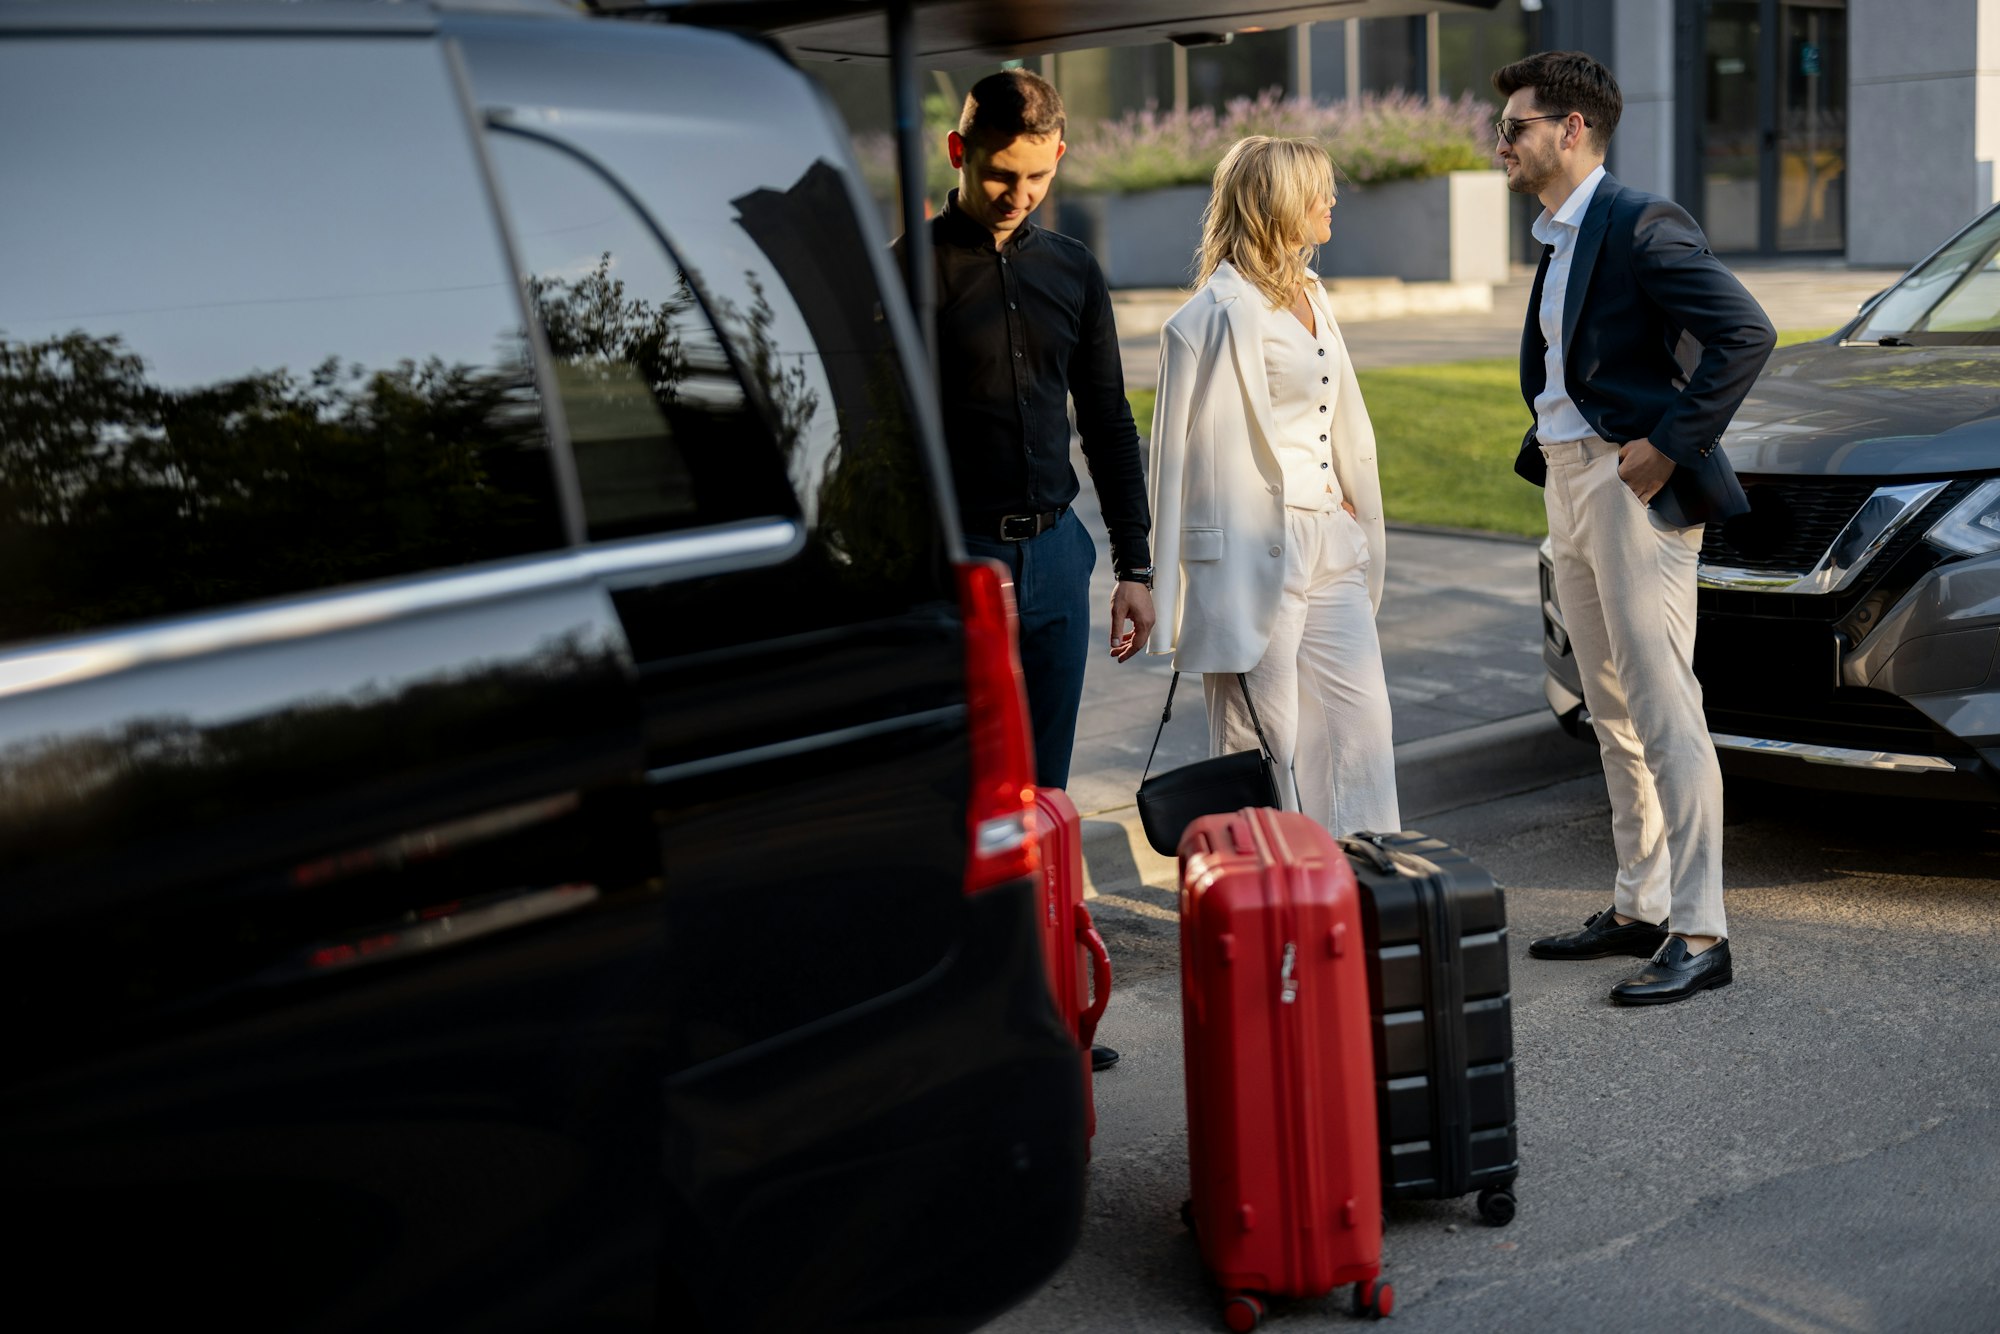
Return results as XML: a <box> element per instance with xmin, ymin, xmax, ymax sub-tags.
<box><xmin>1321</xmin><ymin>376</ymin><xmax>1329</xmax><ymax>384</ymax></box>
<box><xmin>1268</xmin><ymin>484</ymin><xmax>1280</xmax><ymax>495</ymax></box>
<box><xmin>1269</xmin><ymin>546</ymin><xmax>1282</xmax><ymax>557</ymax></box>
<box><xmin>1014</xmin><ymin>350</ymin><xmax>1023</xmax><ymax>357</ymax></box>
<box><xmin>1319</xmin><ymin>434</ymin><xmax>1327</xmax><ymax>442</ymax></box>
<box><xmin>1321</xmin><ymin>462</ymin><xmax>1329</xmax><ymax>469</ymax></box>
<box><xmin>1319</xmin><ymin>405</ymin><xmax>1327</xmax><ymax>413</ymax></box>
<box><xmin>1318</xmin><ymin>349</ymin><xmax>1325</xmax><ymax>357</ymax></box>
<box><xmin>1009</xmin><ymin>302</ymin><xmax>1017</xmax><ymax>310</ymax></box>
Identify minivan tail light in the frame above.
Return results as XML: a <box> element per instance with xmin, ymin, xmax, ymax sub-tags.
<box><xmin>955</xmin><ymin>559</ymin><xmax>1040</xmax><ymax>895</ymax></box>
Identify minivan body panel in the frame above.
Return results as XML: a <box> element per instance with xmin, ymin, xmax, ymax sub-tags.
<box><xmin>0</xmin><ymin>8</ymin><xmax>1085</xmax><ymax>1331</ymax></box>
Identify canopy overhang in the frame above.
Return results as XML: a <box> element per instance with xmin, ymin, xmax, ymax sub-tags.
<box><xmin>613</xmin><ymin>0</ymin><xmax>1504</xmax><ymax>67</ymax></box>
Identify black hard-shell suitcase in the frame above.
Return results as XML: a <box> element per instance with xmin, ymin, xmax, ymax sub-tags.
<box><xmin>1341</xmin><ymin>830</ymin><xmax>1520</xmax><ymax>1226</ymax></box>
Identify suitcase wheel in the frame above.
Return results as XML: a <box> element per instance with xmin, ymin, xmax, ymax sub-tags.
<box><xmin>1352</xmin><ymin>1279</ymin><xmax>1394</xmax><ymax>1320</ymax></box>
<box><xmin>1477</xmin><ymin>1187</ymin><xmax>1517</xmax><ymax>1228</ymax></box>
<box><xmin>1221</xmin><ymin>1293</ymin><xmax>1265</xmax><ymax>1332</ymax></box>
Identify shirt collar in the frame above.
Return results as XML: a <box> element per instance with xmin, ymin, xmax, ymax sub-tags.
<box><xmin>1530</xmin><ymin>164</ymin><xmax>1607</xmax><ymax>246</ymax></box>
<box><xmin>939</xmin><ymin>188</ymin><xmax>1038</xmax><ymax>252</ymax></box>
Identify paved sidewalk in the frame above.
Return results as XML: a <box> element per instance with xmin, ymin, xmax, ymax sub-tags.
<box><xmin>1064</xmin><ymin>440</ymin><xmax>1591</xmax><ymax>833</ymax></box>
<box><xmin>1065</xmin><ymin>257</ymin><xmax>1900</xmax><ymax>898</ymax></box>
<box><xmin>1116</xmin><ymin>259</ymin><xmax>1903</xmax><ymax>389</ymax></box>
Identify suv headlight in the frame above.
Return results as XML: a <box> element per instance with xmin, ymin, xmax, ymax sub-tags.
<box><xmin>1928</xmin><ymin>478</ymin><xmax>2000</xmax><ymax>556</ymax></box>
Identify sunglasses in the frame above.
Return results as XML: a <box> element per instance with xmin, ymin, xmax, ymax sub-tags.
<box><xmin>1494</xmin><ymin>113</ymin><xmax>1585</xmax><ymax>144</ymax></box>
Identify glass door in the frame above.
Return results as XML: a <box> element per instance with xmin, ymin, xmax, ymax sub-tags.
<box><xmin>1777</xmin><ymin>0</ymin><xmax>1846</xmax><ymax>250</ymax></box>
<box><xmin>1701</xmin><ymin>1</ymin><xmax>1762</xmax><ymax>252</ymax></box>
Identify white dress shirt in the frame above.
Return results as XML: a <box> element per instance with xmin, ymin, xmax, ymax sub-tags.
<box><xmin>1254</xmin><ymin>279</ymin><xmax>1346</xmax><ymax>510</ymax></box>
<box><xmin>1530</xmin><ymin>164</ymin><xmax>1606</xmax><ymax>447</ymax></box>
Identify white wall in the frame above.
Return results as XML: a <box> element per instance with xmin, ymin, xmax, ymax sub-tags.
<box><xmin>1848</xmin><ymin>0</ymin><xmax>2000</xmax><ymax>265</ymax></box>
<box><xmin>1611</xmin><ymin>0</ymin><xmax>1677</xmax><ymax>200</ymax></box>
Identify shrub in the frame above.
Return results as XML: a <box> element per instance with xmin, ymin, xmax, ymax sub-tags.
<box><xmin>849</xmin><ymin>88</ymin><xmax>1496</xmax><ymax>205</ymax></box>
<box><xmin>1062</xmin><ymin>89</ymin><xmax>1495</xmax><ymax>193</ymax></box>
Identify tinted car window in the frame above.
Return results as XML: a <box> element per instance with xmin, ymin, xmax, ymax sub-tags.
<box><xmin>1855</xmin><ymin>208</ymin><xmax>2000</xmax><ymax>340</ymax></box>
<box><xmin>486</xmin><ymin>130</ymin><xmax>798</xmax><ymax>541</ymax></box>
<box><xmin>458</xmin><ymin>24</ymin><xmax>947</xmax><ymax>624</ymax></box>
<box><xmin>0</xmin><ymin>39</ymin><xmax>566</xmax><ymax>646</ymax></box>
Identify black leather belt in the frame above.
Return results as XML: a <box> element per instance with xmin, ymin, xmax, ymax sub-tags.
<box><xmin>994</xmin><ymin>507</ymin><xmax>1066</xmax><ymax>541</ymax></box>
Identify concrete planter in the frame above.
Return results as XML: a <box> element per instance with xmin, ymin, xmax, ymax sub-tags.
<box><xmin>1051</xmin><ymin>185</ymin><xmax>1207</xmax><ymax>291</ymax></box>
<box><xmin>1056</xmin><ymin>169</ymin><xmax>1511</xmax><ymax>289</ymax></box>
<box><xmin>1318</xmin><ymin>171</ymin><xmax>1512</xmax><ymax>284</ymax></box>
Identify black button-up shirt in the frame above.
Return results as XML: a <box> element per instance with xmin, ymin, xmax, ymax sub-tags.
<box><xmin>898</xmin><ymin>191</ymin><xmax>1151</xmax><ymax>576</ymax></box>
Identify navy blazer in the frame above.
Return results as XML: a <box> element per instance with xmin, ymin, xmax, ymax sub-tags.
<box><xmin>1517</xmin><ymin>173</ymin><xmax>1776</xmax><ymax>527</ymax></box>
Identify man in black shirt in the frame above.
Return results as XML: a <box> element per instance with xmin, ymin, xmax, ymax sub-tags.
<box><xmin>900</xmin><ymin>68</ymin><xmax>1154</xmax><ymax>795</ymax></box>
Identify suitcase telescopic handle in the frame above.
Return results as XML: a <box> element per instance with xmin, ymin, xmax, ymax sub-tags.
<box><xmin>1075</xmin><ymin>903</ymin><xmax>1112</xmax><ymax>1047</ymax></box>
<box><xmin>1339</xmin><ymin>833</ymin><xmax>1400</xmax><ymax>875</ymax></box>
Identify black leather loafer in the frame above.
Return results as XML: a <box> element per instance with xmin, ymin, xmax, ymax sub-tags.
<box><xmin>1091</xmin><ymin>1044</ymin><xmax>1120</xmax><ymax>1072</ymax></box>
<box><xmin>1527</xmin><ymin>907</ymin><xmax>1668</xmax><ymax>960</ymax></box>
<box><xmin>1610</xmin><ymin>937</ymin><xmax>1733</xmax><ymax>1005</ymax></box>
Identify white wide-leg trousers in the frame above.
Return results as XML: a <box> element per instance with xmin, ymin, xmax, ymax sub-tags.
<box><xmin>1205</xmin><ymin>506</ymin><xmax>1401</xmax><ymax>839</ymax></box>
<box><xmin>1542</xmin><ymin>439</ymin><xmax>1727</xmax><ymax>940</ymax></box>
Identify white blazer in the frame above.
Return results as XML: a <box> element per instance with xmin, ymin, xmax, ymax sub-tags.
<box><xmin>1146</xmin><ymin>261</ymin><xmax>1387</xmax><ymax>673</ymax></box>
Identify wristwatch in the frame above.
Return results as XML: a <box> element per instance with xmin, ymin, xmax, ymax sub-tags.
<box><xmin>1119</xmin><ymin>565</ymin><xmax>1155</xmax><ymax>589</ymax></box>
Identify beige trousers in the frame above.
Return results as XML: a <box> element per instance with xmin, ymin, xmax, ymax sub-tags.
<box><xmin>1206</xmin><ymin>505</ymin><xmax>1401</xmax><ymax>840</ymax></box>
<box><xmin>1542</xmin><ymin>439</ymin><xmax>1727</xmax><ymax>940</ymax></box>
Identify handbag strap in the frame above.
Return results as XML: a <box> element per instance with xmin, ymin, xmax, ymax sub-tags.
<box><xmin>1139</xmin><ymin>672</ymin><xmax>1277</xmax><ymax>784</ymax></box>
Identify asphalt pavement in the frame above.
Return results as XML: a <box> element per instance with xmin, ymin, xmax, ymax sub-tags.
<box><xmin>1007</xmin><ymin>257</ymin><xmax>1998</xmax><ymax>1333</ymax></box>
<box><xmin>994</xmin><ymin>776</ymin><xmax>2000</xmax><ymax>1334</ymax></box>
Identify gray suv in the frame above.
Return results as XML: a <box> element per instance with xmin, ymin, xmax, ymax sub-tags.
<box><xmin>1543</xmin><ymin>201</ymin><xmax>2000</xmax><ymax>799</ymax></box>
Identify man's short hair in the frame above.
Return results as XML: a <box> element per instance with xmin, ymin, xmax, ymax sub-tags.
<box><xmin>1492</xmin><ymin>50</ymin><xmax>1622</xmax><ymax>153</ymax></box>
<box><xmin>958</xmin><ymin>68</ymin><xmax>1066</xmax><ymax>148</ymax></box>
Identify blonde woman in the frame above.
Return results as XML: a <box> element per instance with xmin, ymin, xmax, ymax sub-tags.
<box><xmin>1146</xmin><ymin>135</ymin><xmax>1400</xmax><ymax>838</ymax></box>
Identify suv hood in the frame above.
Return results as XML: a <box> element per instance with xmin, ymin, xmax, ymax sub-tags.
<box><xmin>1722</xmin><ymin>341</ymin><xmax>2000</xmax><ymax>477</ymax></box>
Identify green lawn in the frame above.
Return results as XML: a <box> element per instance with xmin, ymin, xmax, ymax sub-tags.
<box><xmin>1125</xmin><ymin>328</ymin><xmax>1838</xmax><ymax>540</ymax></box>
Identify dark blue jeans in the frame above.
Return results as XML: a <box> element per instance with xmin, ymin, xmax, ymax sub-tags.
<box><xmin>964</xmin><ymin>508</ymin><xmax>1096</xmax><ymax>790</ymax></box>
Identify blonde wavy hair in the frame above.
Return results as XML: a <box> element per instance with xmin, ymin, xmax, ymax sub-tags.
<box><xmin>1194</xmin><ymin>135</ymin><xmax>1336</xmax><ymax>309</ymax></box>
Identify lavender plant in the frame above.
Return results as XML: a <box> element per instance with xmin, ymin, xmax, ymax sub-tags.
<box><xmin>849</xmin><ymin>88</ymin><xmax>1495</xmax><ymax>204</ymax></box>
<box><xmin>1058</xmin><ymin>89</ymin><xmax>1495</xmax><ymax>194</ymax></box>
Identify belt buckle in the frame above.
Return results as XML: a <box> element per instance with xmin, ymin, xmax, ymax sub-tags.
<box><xmin>999</xmin><ymin>513</ymin><xmax>1039</xmax><ymax>541</ymax></box>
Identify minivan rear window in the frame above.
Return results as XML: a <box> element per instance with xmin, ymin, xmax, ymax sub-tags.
<box><xmin>0</xmin><ymin>39</ymin><xmax>567</xmax><ymax>646</ymax></box>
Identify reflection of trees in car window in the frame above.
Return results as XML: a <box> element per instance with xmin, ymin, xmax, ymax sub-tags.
<box><xmin>731</xmin><ymin>160</ymin><xmax>935</xmax><ymax>591</ymax></box>
<box><xmin>488</xmin><ymin>132</ymin><xmax>800</xmax><ymax>542</ymax></box>
<box><xmin>0</xmin><ymin>329</ymin><xmax>561</xmax><ymax>645</ymax></box>
<box><xmin>0</xmin><ymin>38</ymin><xmax>573</xmax><ymax>647</ymax></box>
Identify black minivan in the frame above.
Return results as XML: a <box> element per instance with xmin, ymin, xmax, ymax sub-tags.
<box><xmin>0</xmin><ymin>2</ymin><xmax>1083</xmax><ymax>1329</ymax></box>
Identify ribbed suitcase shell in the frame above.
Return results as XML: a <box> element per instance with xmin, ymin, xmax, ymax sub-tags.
<box><xmin>1180</xmin><ymin>809</ymin><xmax>1383</xmax><ymax>1315</ymax></box>
<box><xmin>1343</xmin><ymin>830</ymin><xmax>1519</xmax><ymax>1219</ymax></box>
<box><xmin>1035</xmin><ymin>789</ymin><xmax>1110</xmax><ymax>1142</ymax></box>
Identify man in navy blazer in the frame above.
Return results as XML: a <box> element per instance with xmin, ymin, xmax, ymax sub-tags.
<box><xmin>1495</xmin><ymin>51</ymin><xmax>1775</xmax><ymax>1005</ymax></box>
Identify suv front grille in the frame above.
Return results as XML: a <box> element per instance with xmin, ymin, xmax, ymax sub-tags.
<box><xmin>1702</xmin><ymin>479</ymin><xmax>1876</xmax><ymax>574</ymax></box>
<box><xmin>1696</xmin><ymin>477</ymin><xmax>1980</xmax><ymax>622</ymax></box>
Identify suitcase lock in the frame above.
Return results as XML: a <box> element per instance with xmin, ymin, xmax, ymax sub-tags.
<box><xmin>1280</xmin><ymin>942</ymin><xmax>1299</xmax><ymax>1005</ymax></box>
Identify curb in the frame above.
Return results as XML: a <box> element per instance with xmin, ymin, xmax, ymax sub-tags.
<box><xmin>1383</xmin><ymin>520</ymin><xmax>1545</xmax><ymax>547</ymax></box>
<box><xmin>1392</xmin><ymin>708</ymin><xmax>1599</xmax><ymax>820</ymax></box>
<box><xmin>1073</xmin><ymin>708</ymin><xmax>1597</xmax><ymax>904</ymax></box>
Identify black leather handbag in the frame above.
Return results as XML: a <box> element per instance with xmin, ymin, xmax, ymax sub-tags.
<box><xmin>1135</xmin><ymin>672</ymin><xmax>1282</xmax><ymax>856</ymax></box>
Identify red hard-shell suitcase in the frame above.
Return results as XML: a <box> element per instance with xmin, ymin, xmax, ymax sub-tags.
<box><xmin>1035</xmin><ymin>788</ymin><xmax>1112</xmax><ymax>1141</ymax></box>
<box><xmin>1179</xmin><ymin>809</ymin><xmax>1390</xmax><ymax>1330</ymax></box>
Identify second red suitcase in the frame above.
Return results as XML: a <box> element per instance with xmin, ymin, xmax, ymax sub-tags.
<box><xmin>1179</xmin><ymin>809</ymin><xmax>1389</xmax><ymax>1331</ymax></box>
<box><xmin>1035</xmin><ymin>788</ymin><xmax>1112</xmax><ymax>1141</ymax></box>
